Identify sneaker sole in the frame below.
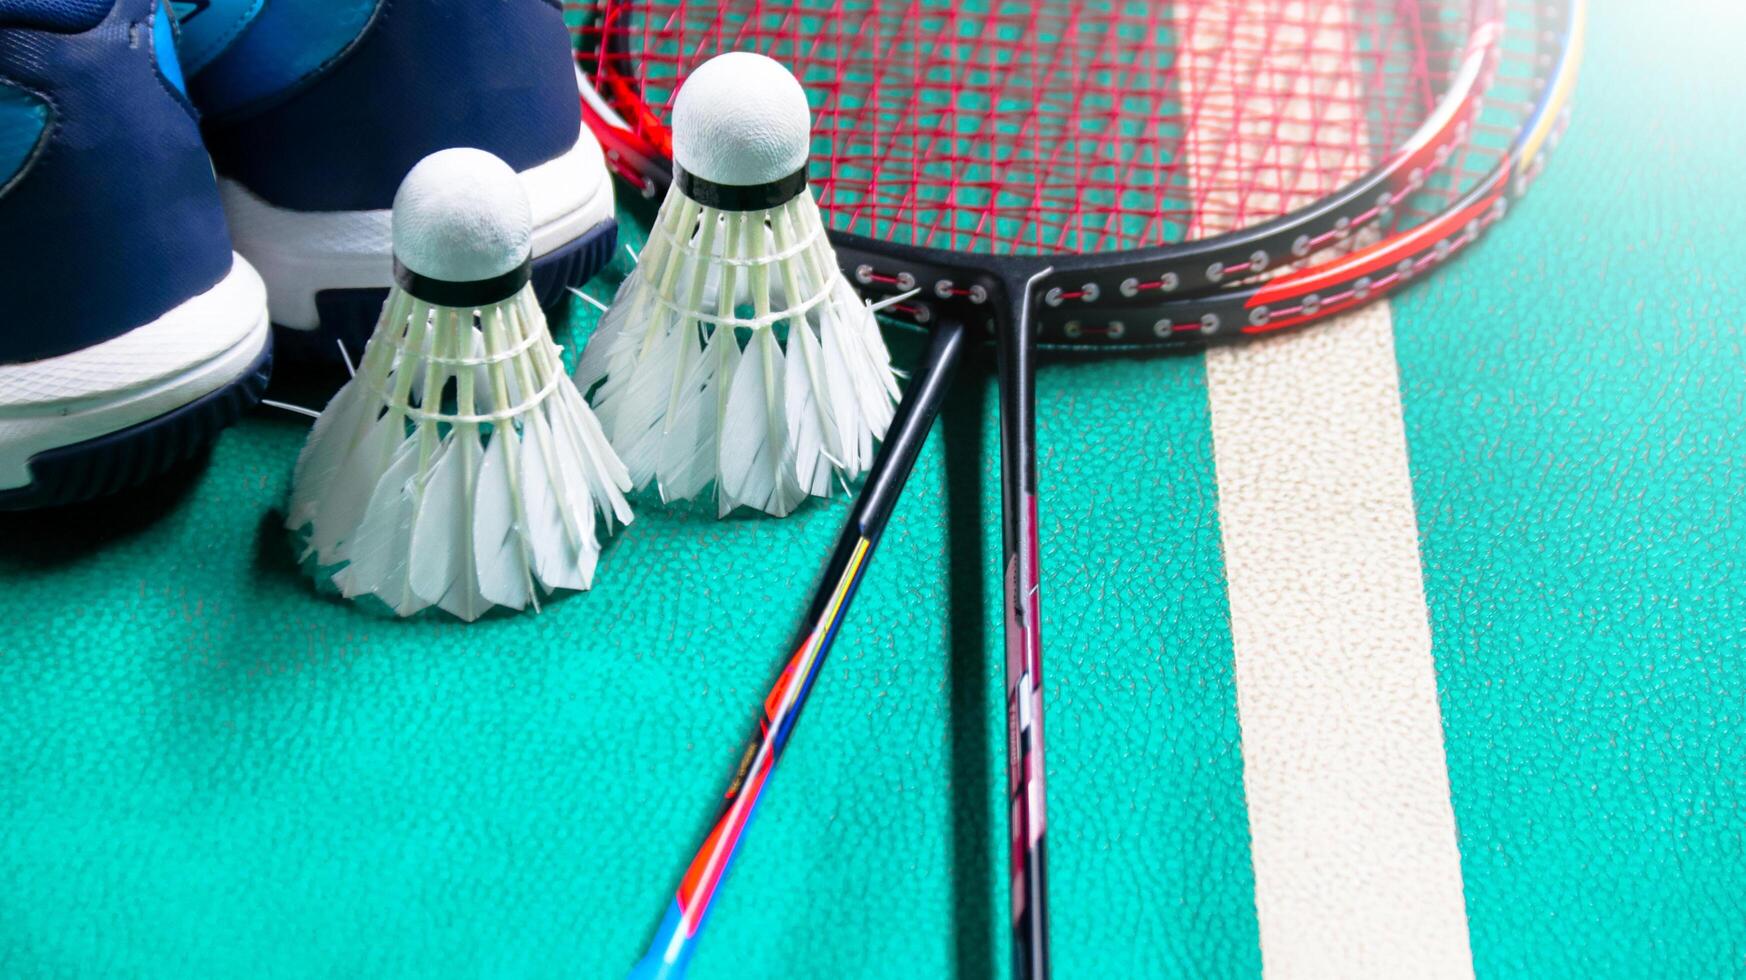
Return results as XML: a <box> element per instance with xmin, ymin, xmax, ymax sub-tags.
<box><xmin>0</xmin><ymin>258</ymin><xmax>273</xmax><ymax>510</ymax></box>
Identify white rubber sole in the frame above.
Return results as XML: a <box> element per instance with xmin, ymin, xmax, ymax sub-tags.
<box><xmin>220</xmin><ymin>126</ymin><xmax>617</xmax><ymax>332</ymax></box>
<box><xmin>0</xmin><ymin>255</ymin><xmax>271</xmax><ymax>492</ymax></box>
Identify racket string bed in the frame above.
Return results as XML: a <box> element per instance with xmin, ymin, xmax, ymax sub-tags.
<box><xmin>580</xmin><ymin>0</ymin><xmax>1476</xmax><ymax>255</ymax></box>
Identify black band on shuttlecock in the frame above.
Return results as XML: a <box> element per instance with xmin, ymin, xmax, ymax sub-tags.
<box><xmin>393</xmin><ymin>256</ymin><xmax>532</xmax><ymax>308</ymax></box>
<box><xmin>676</xmin><ymin>164</ymin><xmax>809</xmax><ymax>211</ymax></box>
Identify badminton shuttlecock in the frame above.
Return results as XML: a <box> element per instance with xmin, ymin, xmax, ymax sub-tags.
<box><xmin>575</xmin><ymin>52</ymin><xmax>899</xmax><ymax>518</ymax></box>
<box><xmin>286</xmin><ymin>148</ymin><xmax>634</xmax><ymax>620</ymax></box>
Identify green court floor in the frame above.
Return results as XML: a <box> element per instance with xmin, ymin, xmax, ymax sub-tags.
<box><xmin>2</xmin><ymin>3</ymin><xmax>1743</xmax><ymax>977</ymax></box>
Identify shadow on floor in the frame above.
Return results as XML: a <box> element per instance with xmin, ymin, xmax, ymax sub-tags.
<box><xmin>0</xmin><ymin>449</ymin><xmax>212</xmax><ymax>569</ymax></box>
<box><xmin>943</xmin><ymin>358</ymin><xmax>995</xmax><ymax>980</ymax></box>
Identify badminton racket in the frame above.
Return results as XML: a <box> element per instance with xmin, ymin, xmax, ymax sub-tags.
<box><xmin>570</xmin><ymin>1</ymin><xmax>1585</xmax><ymax>976</ymax></box>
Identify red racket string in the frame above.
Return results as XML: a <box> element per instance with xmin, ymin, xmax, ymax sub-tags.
<box><xmin>568</xmin><ymin>0</ymin><xmax>1470</xmax><ymax>256</ymax></box>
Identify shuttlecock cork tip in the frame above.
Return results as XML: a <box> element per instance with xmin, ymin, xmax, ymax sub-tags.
<box><xmin>672</xmin><ymin>52</ymin><xmax>811</xmax><ymax>189</ymax></box>
<box><xmin>392</xmin><ymin>148</ymin><xmax>532</xmax><ymax>288</ymax></box>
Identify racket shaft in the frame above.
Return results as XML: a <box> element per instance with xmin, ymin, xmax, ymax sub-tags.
<box><xmin>997</xmin><ymin>305</ymin><xmax>1050</xmax><ymax>980</ymax></box>
<box><xmin>632</xmin><ymin>320</ymin><xmax>967</xmax><ymax>980</ymax></box>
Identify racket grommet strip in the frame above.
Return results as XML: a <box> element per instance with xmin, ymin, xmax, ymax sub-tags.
<box><xmin>1207</xmin><ymin>262</ymin><xmax>1225</xmax><ymax>283</ymax></box>
<box><xmin>1153</xmin><ymin>319</ymin><xmax>1173</xmax><ymax>339</ymax></box>
<box><xmin>1200</xmin><ymin>314</ymin><xmax>1220</xmax><ymax>335</ymax></box>
<box><xmin>1160</xmin><ymin>271</ymin><xmax>1180</xmax><ymax>292</ymax></box>
<box><xmin>1249</xmin><ymin>306</ymin><xmax>1271</xmax><ymax>327</ymax></box>
<box><xmin>1119</xmin><ymin>277</ymin><xmax>1139</xmax><ymax>298</ymax></box>
<box><xmin>930</xmin><ymin>279</ymin><xmax>991</xmax><ymax>305</ymax></box>
<box><xmin>1044</xmin><ymin>287</ymin><xmax>1064</xmax><ymax>307</ymax></box>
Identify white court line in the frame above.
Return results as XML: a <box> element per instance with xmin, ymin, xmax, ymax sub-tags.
<box><xmin>1178</xmin><ymin>4</ymin><xmax>1475</xmax><ymax>977</ymax></box>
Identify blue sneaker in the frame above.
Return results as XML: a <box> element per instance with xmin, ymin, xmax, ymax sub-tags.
<box><xmin>0</xmin><ymin>0</ymin><xmax>272</xmax><ymax>511</ymax></box>
<box><xmin>176</xmin><ymin>0</ymin><xmax>618</xmax><ymax>365</ymax></box>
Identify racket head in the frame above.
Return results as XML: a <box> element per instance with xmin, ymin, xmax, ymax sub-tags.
<box><xmin>570</xmin><ymin>0</ymin><xmax>1584</xmax><ymax>346</ymax></box>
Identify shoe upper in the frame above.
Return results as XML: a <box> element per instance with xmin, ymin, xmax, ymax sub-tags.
<box><xmin>183</xmin><ymin>0</ymin><xmax>582</xmax><ymax>212</ymax></box>
<box><xmin>0</xmin><ymin>0</ymin><xmax>235</xmax><ymax>365</ymax></box>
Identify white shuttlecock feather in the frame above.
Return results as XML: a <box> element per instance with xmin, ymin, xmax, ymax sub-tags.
<box><xmin>286</xmin><ymin>148</ymin><xmax>633</xmax><ymax>620</ymax></box>
<box><xmin>575</xmin><ymin>52</ymin><xmax>899</xmax><ymax>518</ymax></box>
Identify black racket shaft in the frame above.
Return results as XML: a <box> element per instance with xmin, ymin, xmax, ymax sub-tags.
<box><xmin>840</xmin><ymin>319</ymin><xmax>968</xmax><ymax>557</ymax></box>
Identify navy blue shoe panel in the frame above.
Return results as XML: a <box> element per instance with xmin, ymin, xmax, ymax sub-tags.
<box><xmin>199</xmin><ymin>0</ymin><xmax>580</xmax><ymax>213</ymax></box>
<box><xmin>0</xmin><ymin>0</ymin><xmax>112</xmax><ymax>32</ymax></box>
<box><xmin>0</xmin><ymin>0</ymin><xmax>234</xmax><ymax>365</ymax></box>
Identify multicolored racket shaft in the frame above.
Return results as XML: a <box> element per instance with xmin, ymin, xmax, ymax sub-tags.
<box><xmin>631</xmin><ymin>320</ymin><xmax>967</xmax><ymax>980</ymax></box>
<box><xmin>631</xmin><ymin>545</ymin><xmax>866</xmax><ymax>980</ymax></box>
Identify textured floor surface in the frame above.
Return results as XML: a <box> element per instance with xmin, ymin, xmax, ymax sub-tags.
<box><xmin>1</xmin><ymin>3</ymin><xmax>1743</xmax><ymax>977</ymax></box>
